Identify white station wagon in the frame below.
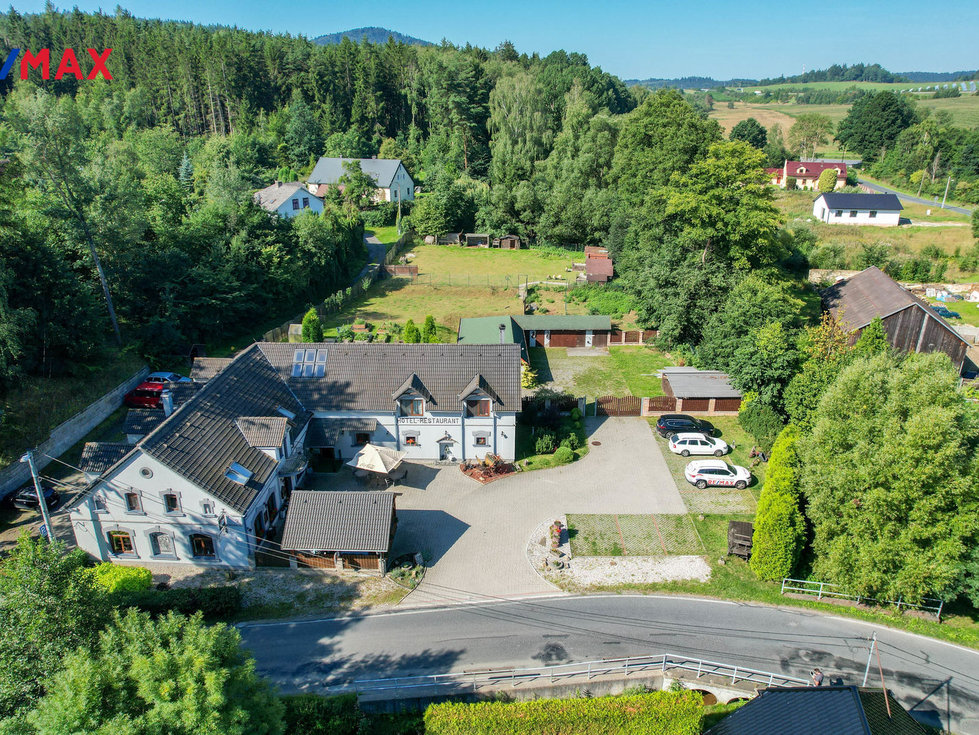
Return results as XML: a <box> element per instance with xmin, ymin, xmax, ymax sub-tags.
<box><xmin>684</xmin><ymin>459</ymin><xmax>752</xmax><ymax>489</ymax></box>
<box><xmin>668</xmin><ymin>432</ymin><xmax>729</xmax><ymax>457</ymax></box>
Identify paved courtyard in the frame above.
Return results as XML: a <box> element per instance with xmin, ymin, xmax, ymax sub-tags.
<box><xmin>351</xmin><ymin>417</ymin><xmax>686</xmax><ymax>605</ymax></box>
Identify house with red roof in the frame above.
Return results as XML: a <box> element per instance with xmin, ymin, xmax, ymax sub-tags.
<box><xmin>767</xmin><ymin>160</ymin><xmax>847</xmax><ymax>191</ymax></box>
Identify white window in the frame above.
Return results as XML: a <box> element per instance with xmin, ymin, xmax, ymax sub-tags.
<box><xmin>291</xmin><ymin>198</ymin><xmax>299</xmax><ymax>210</ymax></box>
<box><xmin>292</xmin><ymin>348</ymin><xmax>327</xmax><ymax>377</ymax></box>
<box><xmin>869</xmin><ymin>210</ymin><xmax>877</xmax><ymax>218</ymax></box>
<box><xmin>400</xmin><ymin>398</ymin><xmax>424</xmax><ymax>416</ymax></box>
<box><xmin>849</xmin><ymin>210</ymin><xmax>858</xmax><ymax>218</ymax></box>
<box><xmin>163</xmin><ymin>492</ymin><xmax>180</xmax><ymax>514</ymax></box>
<box><xmin>475</xmin><ymin>436</ymin><xmax>488</xmax><ymax>447</ymax></box>
<box><xmin>125</xmin><ymin>492</ymin><xmax>142</xmax><ymax>513</ymax></box>
<box><xmin>277</xmin><ymin>406</ymin><xmax>296</xmax><ymax>420</ymax></box>
<box><xmin>225</xmin><ymin>462</ymin><xmax>253</xmax><ymax>485</ymax></box>
<box><xmin>93</xmin><ymin>493</ymin><xmax>107</xmax><ymax>512</ymax></box>
<box><xmin>835</xmin><ymin>210</ymin><xmax>843</xmax><ymax>217</ymax></box>
<box><xmin>149</xmin><ymin>532</ymin><xmax>175</xmax><ymax>558</ymax></box>
<box><xmin>190</xmin><ymin>533</ymin><xmax>217</xmax><ymax>558</ymax></box>
<box><xmin>201</xmin><ymin>501</ymin><xmax>215</xmax><ymax>516</ymax></box>
<box><xmin>108</xmin><ymin>530</ymin><xmax>135</xmax><ymax>555</ymax></box>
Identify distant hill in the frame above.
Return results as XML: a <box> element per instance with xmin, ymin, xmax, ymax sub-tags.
<box><xmin>627</xmin><ymin>64</ymin><xmax>978</xmax><ymax>89</ymax></box>
<box><xmin>898</xmin><ymin>70</ymin><xmax>977</xmax><ymax>83</ymax></box>
<box><xmin>312</xmin><ymin>27</ymin><xmax>432</xmax><ymax>46</ymax></box>
<box><xmin>624</xmin><ymin>76</ymin><xmax>741</xmax><ymax>90</ymax></box>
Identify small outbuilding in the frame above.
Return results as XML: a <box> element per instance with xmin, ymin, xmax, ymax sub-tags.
<box><xmin>586</xmin><ymin>257</ymin><xmax>614</xmax><ymax>283</ymax></box>
<box><xmin>464</xmin><ymin>233</ymin><xmax>491</xmax><ymax>247</ymax></box>
<box><xmin>812</xmin><ymin>192</ymin><xmax>903</xmax><ymax>227</ymax></box>
<box><xmin>189</xmin><ymin>357</ymin><xmax>233</xmax><ymax>384</ymax></box>
<box><xmin>493</xmin><ymin>234</ymin><xmax>521</xmax><ymax>249</ymax></box>
<box><xmin>661</xmin><ymin>367</ymin><xmax>742</xmax><ymax>413</ymax></box>
<box><xmin>124</xmin><ymin>409</ymin><xmax>165</xmax><ymax>444</ymax></box>
<box><xmin>458</xmin><ymin>314</ymin><xmax>612</xmax><ymax>352</ymax></box>
<box><xmin>280</xmin><ymin>490</ymin><xmax>397</xmax><ymax>573</ymax></box>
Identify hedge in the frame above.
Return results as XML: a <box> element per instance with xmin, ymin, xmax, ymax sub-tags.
<box><xmin>750</xmin><ymin>424</ymin><xmax>805</xmax><ymax>581</ymax></box>
<box><xmin>113</xmin><ymin>585</ymin><xmax>242</xmax><ymax>621</ymax></box>
<box><xmin>424</xmin><ymin>691</ymin><xmax>703</xmax><ymax>735</ymax></box>
<box><xmin>738</xmin><ymin>400</ymin><xmax>784</xmax><ymax>452</ymax></box>
<box><xmin>282</xmin><ymin>693</ymin><xmax>364</xmax><ymax>735</ymax></box>
<box><xmin>87</xmin><ymin>563</ymin><xmax>152</xmax><ymax>594</ymax></box>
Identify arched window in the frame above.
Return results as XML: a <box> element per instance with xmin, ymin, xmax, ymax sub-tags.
<box><xmin>149</xmin><ymin>532</ymin><xmax>175</xmax><ymax>557</ymax></box>
<box><xmin>190</xmin><ymin>533</ymin><xmax>216</xmax><ymax>558</ymax></box>
<box><xmin>108</xmin><ymin>530</ymin><xmax>134</xmax><ymax>555</ymax></box>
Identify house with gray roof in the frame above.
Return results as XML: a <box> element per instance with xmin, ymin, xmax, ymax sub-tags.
<box><xmin>457</xmin><ymin>314</ymin><xmax>613</xmax><ymax>358</ymax></box>
<box><xmin>189</xmin><ymin>356</ymin><xmax>233</xmax><ymax>384</ymax></box>
<box><xmin>813</xmin><ymin>192</ymin><xmax>903</xmax><ymax>226</ymax></box>
<box><xmin>822</xmin><ymin>266</ymin><xmax>967</xmax><ymax>372</ymax></box>
<box><xmin>281</xmin><ymin>491</ymin><xmax>397</xmax><ymax>573</ymax></box>
<box><xmin>307</xmin><ymin>157</ymin><xmax>414</xmax><ymax>203</ymax></box>
<box><xmin>253</xmin><ymin>181</ymin><xmax>324</xmax><ymax>218</ymax></box>
<box><xmin>69</xmin><ymin>341</ymin><xmax>520</xmax><ymax>569</ymax></box>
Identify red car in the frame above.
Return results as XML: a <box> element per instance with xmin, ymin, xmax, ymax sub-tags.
<box><xmin>124</xmin><ymin>382</ymin><xmax>164</xmax><ymax>409</ymax></box>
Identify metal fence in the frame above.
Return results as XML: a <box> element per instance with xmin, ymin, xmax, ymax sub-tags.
<box><xmin>349</xmin><ymin>653</ymin><xmax>808</xmax><ymax>695</ymax></box>
<box><xmin>781</xmin><ymin>578</ymin><xmax>944</xmax><ymax>620</ymax></box>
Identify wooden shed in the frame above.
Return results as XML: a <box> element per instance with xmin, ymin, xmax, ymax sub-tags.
<box><xmin>281</xmin><ymin>490</ymin><xmax>397</xmax><ymax>573</ymax></box>
<box><xmin>661</xmin><ymin>368</ymin><xmax>742</xmax><ymax>413</ymax></box>
<box><xmin>494</xmin><ymin>234</ymin><xmax>521</xmax><ymax>250</ymax></box>
<box><xmin>464</xmin><ymin>233</ymin><xmax>491</xmax><ymax>247</ymax></box>
<box><xmin>822</xmin><ymin>266</ymin><xmax>968</xmax><ymax>373</ymax></box>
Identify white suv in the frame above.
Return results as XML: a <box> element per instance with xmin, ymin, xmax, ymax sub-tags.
<box><xmin>668</xmin><ymin>432</ymin><xmax>729</xmax><ymax>457</ymax></box>
<box><xmin>683</xmin><ymin>459</ymin><xmax>751</xmax><ymax>489</ymax></box>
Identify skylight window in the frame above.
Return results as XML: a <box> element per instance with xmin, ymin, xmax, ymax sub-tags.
<box><xmin>224</xmin><ymin>462</ymin><xmax>253</xmax><ymax>485</ymax></box>
<box><xmin>276</xmin><ymin>406</ymin><xmax>296</xmax><ymax>420</ymax></box>
<box><xmin>292</xmin><ymin>348</ymin><xmax>327</xmax><ymax>378</ymax></box>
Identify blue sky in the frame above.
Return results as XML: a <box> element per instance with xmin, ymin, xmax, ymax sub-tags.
<box><xmin>10</xmin><ymin>0</ymin><xmax>979</xmax><ymax>79</ymax></box>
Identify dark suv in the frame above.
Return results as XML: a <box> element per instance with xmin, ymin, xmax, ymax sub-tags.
<box><xmin>655</xmin><ymin>414</ymin><xmax>715</xmax><ymax>438</ymax></box>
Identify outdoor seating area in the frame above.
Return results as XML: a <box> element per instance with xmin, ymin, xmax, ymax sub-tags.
<box><xmin>346</xmin><ymin>444</ymin><xmax>409</xmax><ymax>488</ymax></box>
<box><xmin>460</xmin><ymin>453</ymin><xmax>518</xmax><ymax>484</ymax></box>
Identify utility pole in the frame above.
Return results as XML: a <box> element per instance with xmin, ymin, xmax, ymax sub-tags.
<box><xmin>941</xmin><ymin>176</ymin><xmax>952</xmax><ymax>209</ymax></box>
<box><xmin>20</xmin><ymin>450</ymin><xmax>54</xmax><ymax>544</ymax></box>
<box><xmin>861</xmin><ymin>632</ymin><xmax>877</xmax><ymax>686</ymax></box>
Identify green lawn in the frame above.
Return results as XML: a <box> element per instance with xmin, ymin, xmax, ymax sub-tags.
<box><xmin>516</xmin><ymin>418</ymin><xmax>588</xmax><ymax>470</ymax></box>
<box><xmin>0</xmin><ymin>349</ymin><xmax>145</xmax><ymax>470</ymax></box>
<box><xmin>406</xmin><ymin>244</ymin><xmax>578</xmax><ymax>284</ymax></box>
<box><xmin>567</xmin><ymin>514</ymin><xmax>704</xmax><ymax>556</ymax></box>
<box><xmin>366</xmin><ymin>226</ymin><xmax>402</xmax><ymax>245</ymax></box>
<box><xmin>529</xmin><ymin>346</ymin><xmax>675</xmax><ymax>399</ymax></box>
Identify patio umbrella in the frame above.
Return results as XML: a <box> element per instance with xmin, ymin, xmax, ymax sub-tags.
<box><xmin>345</xmin><ymin>444</ymin><xmax>407</xmax><ymax>474</ymax></box>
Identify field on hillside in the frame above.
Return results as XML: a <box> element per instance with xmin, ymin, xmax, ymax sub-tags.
<box><xmin>406</xmin><ymin>244</ymin><xmax>578</xmax><ymax>284</ymax></box>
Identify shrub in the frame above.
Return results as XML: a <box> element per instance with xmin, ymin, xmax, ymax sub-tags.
<box><xmin>807</xmin><ymin>242</ymin><xmax>847</xmax><ymax>270</ymax></box>
<box><xmin>553</xmin><ymin>446</ymin><xmax>574</xmax><ymax>464</ymax></box>
<box><xmin>421</xmin><ymin>315</ymin><xmax>437</xmax><ymax>343</ymax></box>
<box><xmin>521</xmin><ymin>365</ymin><xmax>538</xmax><ymax>389</ymax></box>
<box><xmin>570</xmin><ymin>407</ymin><xmax>582</xmax><ymax>421</ymax></box>
<box><xmin>336</xmin><ymin>324</ymin><xmax>354</xmax><ymax>342</ymax></box>
<box><xmin>282</xmin><ymin>693</ymin><xmax>365</xmax><ymax>735</ymax></box>
<box><xmin>562</xmin><ymin>432</ymin><xmax>581</xmax><ymax>450</ymax></box>
<box><xmin>816</xmin><ymin>168</ymin><xmax>838</xmax><ymax>193</ymax></box>
<box><xmin>88</xmin><ymin>563</ymin><xmax>152</xmax><ymax>594</ymax></box>
<box><xmin>424</xmin><ymin>690</ymin><xmax>703</xmax><ymax>734</ymax></box>
<box><xmin>114</xmin><ymin>586</ymin><xmax>242</xmax><ymax>621</ymax></box>
<box><xmin>403</xmin><ymin>318</ymin><xmax>421</xmax><ymax>343</ymax></box>
<box><xmin>750</xmin><ymin>425</ymin><xmax>805</xmax><ymax>581</ymax></box>
<box><xmin>738</xmin><ymin>400</ymin><xmax>784</xmax><ymax>452</ymax></box>
<box><xmin>301</xmin><ymin>307</ymin><xmax>324</xmax><ymax>342</ymax></box>
<box><xmin>535</xmin><ymin>433</ymin><xmax>556</xmax><ymax>454</ymax></box>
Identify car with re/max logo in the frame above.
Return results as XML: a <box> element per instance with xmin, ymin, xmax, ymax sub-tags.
<box><xmin>683</xmin><ymin>459</ymin><xmax>751</xmax><ymax>490</ymax></box>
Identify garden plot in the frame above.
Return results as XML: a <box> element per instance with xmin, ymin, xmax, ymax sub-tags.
<box><xmin>567</xmin><ymin>514</ymin><xmax>704</xmax><ymax>556</ymax></box>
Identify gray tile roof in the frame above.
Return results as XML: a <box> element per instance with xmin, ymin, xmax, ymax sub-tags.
<box><xmin>190</xmin><ymin>357</ymin><xmax>233</xmax><ymax>383</ymax></box>
<box><xmin>280</xmin><ymin>490</ymin><xmax>395</xmax><ymax>552</ymax></box>
<box><xmin>253</xmin><ymin>181</ymin><xmax>322</xmax><ymax>212</ymax></box>
<box><xmin>124</xmin><ymin>409</ymin><xmax>164</xmax><ymax>437</ymax></box>
<box><xmin>79</xmin><ymin>442</ymin><xmax>133</xmax><ymax>475</ymax></box>
<box><xmin>661</xmin><ymin>368</ymin><xmax>742</xmax><ymax>399</ymax></box>
<box><xmin>307</xmin><ymin>157</ymin><xmax>405</xmax><ymax>188</ymax></box>
<box><xmin>822</xmin><ymin>267</ymin><xmax>965</xmax><ymax>343</ymax></box>
<box><xmin>706</xmin><ymin>686</ymin><xmax>927</xmax><ymax>735</ymax></box>
<box><xmin>817</xmin><ymin>192</ymin><xmax>903</xmax><ymax>211</ymax></box>
<box><xmin>512</xmin><ymin>314</ymin><xmax>612</xmax><ymax>332</ymax></box>
<box><xmin>306</xmin><ymin>418</ymin><xmax>379</xmax><ymax>447</ymax></box>
<box><xmin>258</xmin><ymin>343</ymin><xmax>521</xmax><ymax>413</ymax></box>
<box><xmin>236</xmin><ymin>416</ymin><xmax>288</xmax><ymax>448</ymax></box>
<box><xmin>140</xmin><ymin>345</ymin><xmax>312</xmax><ymax>514</ymax></box>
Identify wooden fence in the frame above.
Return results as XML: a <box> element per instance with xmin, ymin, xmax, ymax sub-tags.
<box><xmin>609</xmin><ymin>329</ymin><xmax>657</xmax><ymax>345</ymax></box>
<box><xmin>382</xmin><ymin>264</ymin><xmax>418</xmax><ymax>277</ymax></box>
<box><xmin>596</xmin><ymin>395</ymin><xmax>642</xmax><ymax>416</ymax></box>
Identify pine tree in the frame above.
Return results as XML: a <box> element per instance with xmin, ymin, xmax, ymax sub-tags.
<box><xmin>301</xmin><ymin>308</ymin><xmax>324</xmax><ymax>342</ymax></box>
<box><xmin>178</xmin><ymin>151</ymin><xmax>194</xmax><ymax>189</ymax></box>
<box><xmin>421</xmin><ymin>315</ymin><xmax>437</xmax><ymax>343</ymax></box>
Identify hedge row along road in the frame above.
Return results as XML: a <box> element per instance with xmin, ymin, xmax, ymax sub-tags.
<box><xmin>238</xmin><ymin>595</ymin><xmax>979</xmax><ymax>734</ymax></box>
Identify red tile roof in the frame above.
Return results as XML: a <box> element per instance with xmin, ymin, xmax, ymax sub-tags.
<box><xmin>784</xmin><ymin>161</ymin><xmax>847</xmax><ymax>180</ymax></box>
<box><xmin>586</xmin><ymin>258</ymin><xmax>614</xmax><ymax>277</ymax></box>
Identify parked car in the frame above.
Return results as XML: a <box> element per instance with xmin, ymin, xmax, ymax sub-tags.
<box><xmin>124</xmin><ymin>382</ymin><xmax>164</xmax><ymax>409</ymax></box>
<box><xmin>669</xmin><ymin>432</ymin><xmax>729</xmax><ymax>457</ymax></box>
<box><xmin>11</xmin><ymin>482</ymin><xmax>60</xmax><ymax>511</ymax></box>
<box><xmin>683</xmin><ymin>459</ymin><xmax>751</xmax><ymax>490</ymax></box>
<box><xmin>931</xmin><ymin>305</ymin><xmax>960</xmax><ymax>319</ymax></box>
<box><xmin>144</xmin><ymin>371</ymin><xmax>192</xmax><ymax>385</ymax></box>
<box><xmin>655</xmin><ymin>414</ymin><xmax>715</xmax><ymax>438</ymax></box>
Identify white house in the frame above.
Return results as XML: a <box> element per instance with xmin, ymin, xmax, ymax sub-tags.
<box><xmin>812</xmin><ymin>192</ymin><xmax>903</xmax><ymax>227</ymax></box>
<box><xmin>69</xmin><ymin>342</ymin><xmax>520</xmax><ymax>568</ymax></box>
<box><xmin>253</xmin><ymin>181</ymin><xmax>325</xmax><ymax>218</ymax></box>
<box><xmin>307</xmin><ymin>157</ymin><xmax>414</xmax><ymax>203</ymax></box>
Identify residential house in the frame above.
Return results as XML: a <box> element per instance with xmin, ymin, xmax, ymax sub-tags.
<box><xmin>660</xmin><ymin>367</ymin><xmax>743</xmax><ymax>413</ymax></box>
<box><xmin>253</xmin><ymin>181</ymin><xmax>324</xmax><ymax>218</ymax></box>
<box><xmin>767</xmin><ymin>160</ymin><xmax>847</xmax><ymax>190</ymax></box>
<box><xmin>705</xmin><ymin>686</ymin><xmax>928</xmax><ymax>735</ymax></box>
<box><xmin>813</xmin><ymin>192</ymin><xmax>903</xmax><ymax>226</ymax></box>
<box><xmin>822</xmin><ymin>266</ymin><xmax>968</xmax><ymax>371</ymax></box>
<box><xmin>70</xmin><ymin>342</ymin><xmax>520</xmax><ymax>568</ymax></box>
<box><xmin>307</xmin><ymin>157</ymin><xmax>414</xmax><ymax>203</ymax></box>
<box><xmin>457</xmin><ymin>314</ymin><xmax>613</xmax><ymax>357</ymax></box>
<box><xmin>280</xmin><ymin>490</ymin><xmax>397</xmax><ymax>573</ymax></box>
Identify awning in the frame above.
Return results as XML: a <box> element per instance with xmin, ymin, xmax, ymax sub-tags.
<box><xmin>346</xmin><ymin>444</ymin><xmax>406</xmax><ymax>474</ymax></box>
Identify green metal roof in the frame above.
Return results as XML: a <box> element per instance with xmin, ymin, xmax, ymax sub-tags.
<box><xmin>457</xmin><ymin>317</ymin><xmax>527</xmax><ymax>362</ymax></box>
<box><xmin>513</xmin><ymin>314</ymin><xmax>612</xmax><ymax>331</ymax></box>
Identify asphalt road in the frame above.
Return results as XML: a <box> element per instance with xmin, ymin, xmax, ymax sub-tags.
<box><xmin>239</xmin><ymin>595</ymin><xmax>979</xmax><ymax>733</ymax></box>
<box><xmin>859</xmin><ymin>177</ymin><xmax>974</xmax><ymax>216</ymax></box>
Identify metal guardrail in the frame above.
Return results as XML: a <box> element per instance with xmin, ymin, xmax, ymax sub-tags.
<box><xmin>351</xmin><ymin>653</ymin><xmax>808</xmax><ymax>694</ymax></box>
<box><xmin>781</xmin><ymin>578</ymin><xmax>944</xmax><ymax>620</ymax></box>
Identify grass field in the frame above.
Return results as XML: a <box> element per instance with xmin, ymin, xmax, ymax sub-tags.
<box><xmin>0</xmin><ymin>349</ymin><xmax>145</xmax><ymax>470</ymax></box>
<box><xmin>567</xmin><ymin>513</ymin><xmax>704</xmax><ymax>556</ymax></box>
<box><xmin>406</xmin><ymin>244</ymin><xmax>577</xmax><ymax>283</ymax></box>
<box><xmin>322</xmin><ymin>280</ymin><xmax>522</xmax><ymax>334</ymax></box>
<box><xmin>529</xmin><ymin>346</ymin><xmax>675</xmax><ymax>398</ymax></box>
<box><xmin>365</xmin><ymin>226</ymin><xmax>402</xmax><ymax>245</ymax></box>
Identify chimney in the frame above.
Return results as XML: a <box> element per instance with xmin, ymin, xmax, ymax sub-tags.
<box><xmin>499</xmin><ymin>323</ymin><xmax>506</xmax><ymax>344</ymax></box>
<box><xmin>161</xmin><ymin>390</ymin><xmax>174</xmax><ymax>417</ymax></box>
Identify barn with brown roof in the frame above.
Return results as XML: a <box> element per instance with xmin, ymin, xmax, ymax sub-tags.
<box><xmin>821</xmin><ymin>266</ymin><xmax>968</xmax><ymax>372</ymax></box>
